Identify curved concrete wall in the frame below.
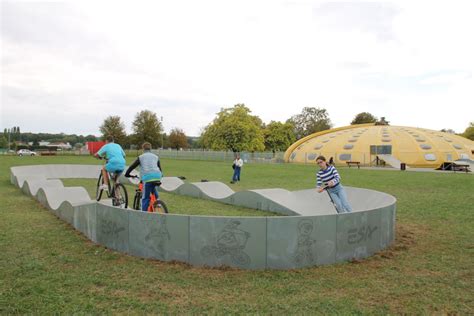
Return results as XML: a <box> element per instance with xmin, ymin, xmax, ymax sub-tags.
<box><xmin>11</xmin><ymin>164</ymin><xmax>396</xmax><ymax>269</ymax></box>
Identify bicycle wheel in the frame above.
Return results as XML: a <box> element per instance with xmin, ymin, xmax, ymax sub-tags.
<box><xmin>96</xmin><ymin>173</ymin><xmax>104</xmax><ymax>201</ymax></box>
<box><xmin>113</xmin><ymin>183</ymin><xmax>128</xmax><ymax>208</ymax></box>
<box><xmin>153</xmin><ymin>199</ymin><xmax>169</xmax><ymax>214</ymax></box>
<box><xmin>133</xmin><ymin>191</ymin><xmax>142</xmax><ymax>210</ymax></box>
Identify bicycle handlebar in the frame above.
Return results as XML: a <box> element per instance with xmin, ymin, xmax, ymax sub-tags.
<box><xmin>125</xmin><ymin>174</ymin><xmax>139</xmax><ymax>178</ymax></box>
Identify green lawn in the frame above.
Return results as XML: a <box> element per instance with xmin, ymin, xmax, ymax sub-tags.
<box><xmin>1</xmin><ymin>155</ymin><xmax>473</xmax><ymax>314</ymax></box>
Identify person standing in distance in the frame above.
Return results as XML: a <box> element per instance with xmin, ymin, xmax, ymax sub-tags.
<box><xmin>230</xmin><ymin>154</ymin><xmax>243</xmax><ymax>184</ymax></box>
<box><xmin>316</xmin><ymin>155</ymin><xmax>352</xmax><ymax>213</ymax></box>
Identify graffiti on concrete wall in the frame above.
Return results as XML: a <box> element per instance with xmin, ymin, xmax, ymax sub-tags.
<box><xmin>101</xmin><ymin>220</ymin><xmax>125</xmax><ymax>238</ymax></box>
<box><xmin>347</xmin><ymin>225</ymin><xmax>377</xmax><ymax>245</ymax></box>
<box><xmin>145</xmin><ymin>215</ymin><xmax>170</xmax><ymax>259</ymax></box>
<box><xmin>292</xmin><ymin>219</ymin><xmax>317</xmax><ymax>265</ymax></box>
<box><xmin>201</xmin><ymin>220</ymin><xmax>251</xmax><ymax>267</ymax></box>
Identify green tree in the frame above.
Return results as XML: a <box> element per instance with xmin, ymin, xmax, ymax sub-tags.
<box><xmin>440</xmin><ymin>128</ymin><xmax>456</xmax><ymax>134</ymax></box>
<box><xmin>0</xmin><ymin>134</ymin><xmax>7</xmax><ymax>148</ymax></box>
<box><xmin>351</xmin><ymin>112</ymin><xmax>377</xmax><ymax>125</ymax></box>
<box><xmin>84</xmin><ymin>135</ymin><xmax>98</xmax><ymax>142</ymax></box>
<box><xmin>287</xmin><ymin>107</ymin><xmax>332</xmax><ymax>140</ymax></box>
<box><xmin>131</xmin><ymin>110</ymin><xmax>163</xmax><ymax>148</ymax></box>
<box><xmin>168</xmin><ymin>128</ymin><xmax>188</xmax><ymax>150</ymax></box>
<box><xmin>461</xmin><ymin>122</ymin><xmax>474</xmax><ymax>140</ymax></box>
<box><xmin>375</xmin><ymin>116</ymin><xmax>390</xmax><ymax>125</ymax></box>
<box><xmin>263</xmin><ymin>121</ymin><xmax>296</xmax><ymax>152</ymax></box>
<box><xmin>99</xmin><ymin>115</ymin><xmax>127</xmax><ymax>145</ymax></box>
<box><xmin>201</xmin><ymin>104</ymin><xmax>265</xmax><ymax>152</ymax></box>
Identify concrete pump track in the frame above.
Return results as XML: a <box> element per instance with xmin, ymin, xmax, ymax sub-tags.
<box><xmin>11</xmin><ymin>164</ymin><xmax>396</xmax><ymax>270</ymax></box>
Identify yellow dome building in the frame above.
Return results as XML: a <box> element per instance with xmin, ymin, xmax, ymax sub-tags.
<box><xmin>284</xmin><ymin>123</ymin><xmax>474</xmax><ymax>167</ymax></box>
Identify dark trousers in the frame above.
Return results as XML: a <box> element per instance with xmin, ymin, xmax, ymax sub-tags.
<box><xmin>232</xmin><ymin>166</ymin><xmax>241</xmax><ymax>182</ymax></box>
<box><xmin>142</xmin><ymin>182</ymin><xmax>159</xmax><ymax>211</ymax></box>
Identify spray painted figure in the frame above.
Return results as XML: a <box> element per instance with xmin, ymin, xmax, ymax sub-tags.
<box><xmin>293</xmin><ymin>219</ymin><xmax>317</xmax><ymax>265</ymax></box>
<box><xmin>201</xmin><ymin>220</ymin><xmax>251</xmax><ymax>267</ymax></box>
<box><xmin>145</xmin><ymin>215</ymin><xmax>170</xmax><ymax>258</ymax></box>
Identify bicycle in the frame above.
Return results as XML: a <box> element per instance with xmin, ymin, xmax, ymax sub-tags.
<box><xmin>95</xmin><ymin>159</ymin><xmax>128</xmax><ymax>208</ymax></box>
<box><xmin>130</xmin><ymin>176</ymin><xmax>168</xmax><ymax>213</ymax></box>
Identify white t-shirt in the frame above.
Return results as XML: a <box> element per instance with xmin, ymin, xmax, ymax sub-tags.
<box><xmin>234</xmin><ymin>158</ymin><xmax>243</xmax><ymax>167</ymax></box>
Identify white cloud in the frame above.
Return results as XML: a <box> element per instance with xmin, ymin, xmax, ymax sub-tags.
<box><xmin>1</xmin><ymin>0</ymin><xmax>474</xmax><ymax>136</ymax></box>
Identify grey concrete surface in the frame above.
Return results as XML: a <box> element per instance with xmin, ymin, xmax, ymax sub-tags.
<box><xmin>96</xmin><ymin>204</ymin><xmax>129</xmax><ymax>253</ymax></box>
<box><xmin>128</xmin><ymin>211</ymin><xmax>189</xmax><ymax>262</ymax></box>
<box><xmin>267</xmin><ymin>215</ymin><xmax>337</xmax><ymax>269</ymax></box>
<box><xmin>190</xmin><ymin>216</ymin><xmax>267</xmax><ymax>269</ymax></box>
<box><xmin>22</xmin><ymin>179</ymin><xmax>64</xmax><ymax>196</ymax></box>
<box><xmin>192</xmin><ymin>181</ymin><xmax>235</xmax><ymax>200</ymax></box>
<box><xmin>74</xmin><ymin>202</ymin><xmax>97</xmax><ymax>242</ymax></box>
<box><xmin>11</xmin><ymin>164</ymin><xmax>397</xmax><ymax>270</ymax></box>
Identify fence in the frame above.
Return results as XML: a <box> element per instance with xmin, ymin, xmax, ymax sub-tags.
<box><xmin>144</xmin><ymin>149</ymin><xmax>286</xmax><ymax>164</ymax></box>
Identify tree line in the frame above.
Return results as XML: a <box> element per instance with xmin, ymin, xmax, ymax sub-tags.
<box><xmin>99</xmin><ymin>110</ymin><xmax>190</xmax><ymax>150</ymax></box>
<box><xmin>2</xmin><ymin>107</ymin><xmax>473</xmax><ymax>152</ymax></box>
<box><xmin>100</xmin><ymin>107</ymin><xmax>473</xmax><ymax>152</ymax></box>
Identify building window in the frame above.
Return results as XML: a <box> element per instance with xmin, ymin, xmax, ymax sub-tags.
<box><xmin>424</xmin><ymin>154</ymin><xmax>436</xmax><ymax>161</ymax></box>
<box><xmin>339</xmin><ymin>153</ymin><xmax>352</xmax><ymax>161</ymax></box>
<box><xmin>343</xmin><ymin>144</ymin><xmax>354</xmax><ymax>150</ymax></box>
<box><xmin>307</xmin><ymin>153</ymin><xmax>317</xmax><ymax>160</ymax></box>
<box><xmin>420</xmin><ymin>144</ymin><xmax>432</xmax><ymax>150</ymax></box>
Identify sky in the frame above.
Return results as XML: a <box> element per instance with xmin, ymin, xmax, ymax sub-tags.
<box><xmin>1</xmin><ymin>0</ymin><xmax>473</xmax><ymax>137</ymax></box>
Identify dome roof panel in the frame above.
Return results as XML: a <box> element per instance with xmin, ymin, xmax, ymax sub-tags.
<box><xmin>285</xmin><ymin>125</ymin><xmax>474</xmax><ymax>166</ymax></box>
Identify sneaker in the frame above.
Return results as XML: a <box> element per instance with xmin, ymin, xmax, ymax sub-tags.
<box><xmin>99</xmin><ymin>184</ymin><xmax>109</xmax><ymax>191</ymax></box>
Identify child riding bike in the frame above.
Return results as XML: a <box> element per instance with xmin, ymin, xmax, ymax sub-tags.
<box><xmin>124</xmin><ymin>142</ymin><xmax>163</xmax><ymax>212</ymax></box>
<box><xmin>94</xmin><ymin>135</ymin><xmax>126</xmax><ymax>191</ymax></box>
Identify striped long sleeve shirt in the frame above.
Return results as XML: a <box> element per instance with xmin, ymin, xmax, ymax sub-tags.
<box><xmin>316</xmin><ymin>165</ymin><xmax>341</xmax><ymax>188</ymax></box>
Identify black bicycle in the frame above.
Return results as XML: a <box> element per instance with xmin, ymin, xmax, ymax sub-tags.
<box><xmin>96</xmin><ymin>168</ymin><xmax>128</xmax><ymax>209</ymax></box>
<box><xmin>130</xmin><ymin>176</ymin><xmax>168</xmax><ymax>213</ymax></box>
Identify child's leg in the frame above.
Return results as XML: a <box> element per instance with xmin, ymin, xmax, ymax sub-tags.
<box><xmin>328</xmin><ymin>189</ymin><xmax>343</xmax><ymax>213</ymax></box>
<box><xmin>142</xmin><ymin>182</ymin><xmax>153</xmax><ymax>211</ymax></box>
<box><xmin>101</xmin><ymin>167</ymin><xmax>109</xmax><ymax>187</ymax></box>
<box><xmin>153</xmin><ymin>183</ymin><xmax>159</xmax><ymax>199</ymax></box>
<box><xmin>337</xmin><ymin>186</ymin><xmax>352</xmax><ymax>212</ymax></box>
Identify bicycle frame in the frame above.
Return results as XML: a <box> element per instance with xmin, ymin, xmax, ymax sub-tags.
<box><xmin>105</xmin><ymin>172</ymin><xmax>119</xmax><ymax>198</ymax></box>
<box><xmin>135</xmin><ymin>180</ymin><xmax>167</xmax><ymax>213</ymax></box>
<box><xmin>95</xmin><ymin>156</ymin><xmax>128</xmax><ymax>208</ymax></box>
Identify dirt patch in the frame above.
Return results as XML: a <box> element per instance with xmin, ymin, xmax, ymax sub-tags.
<box><xmin>374</xmin><ymin>222</ymin><xmax>420</xmax><ymax>260</ymax></box>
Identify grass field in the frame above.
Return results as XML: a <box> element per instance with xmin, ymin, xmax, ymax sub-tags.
<box><xmin>1</xmin><ymin>155</ymin><xmax>473</xmax><ymax>314</ymax></box>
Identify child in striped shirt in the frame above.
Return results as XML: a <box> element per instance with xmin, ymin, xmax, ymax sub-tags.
<box><xmin>316</xmin><ymin>155</ymin><xmax>352</xmax><ymax>213</ymax></box>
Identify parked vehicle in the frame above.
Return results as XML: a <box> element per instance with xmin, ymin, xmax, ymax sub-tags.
<box><xmin>17</xmin><ymin>149</ymin><xmax>37</xmax><ymax>156</ymax></box>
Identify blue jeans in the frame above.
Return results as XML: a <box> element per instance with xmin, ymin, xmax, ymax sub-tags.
<box><xmin>232</xmin><ymin>166</ymin><xmax>241</xmax><ymax>182</ymax></box>
<box><xmin>142</xmin><ymin>182</ymin><xmax>159</xmax><ymax>212</ymax></box>
<box><xmin>328</xmin><ymin>184</ymin><xmax>352</xmax><ymax>213</ymax></box>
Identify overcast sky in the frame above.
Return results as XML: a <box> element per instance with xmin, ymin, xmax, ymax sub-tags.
<box><xmin>1</xmin><ymin>0</ymin><xmax>473</xmax><ymax>136</ymax></box>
